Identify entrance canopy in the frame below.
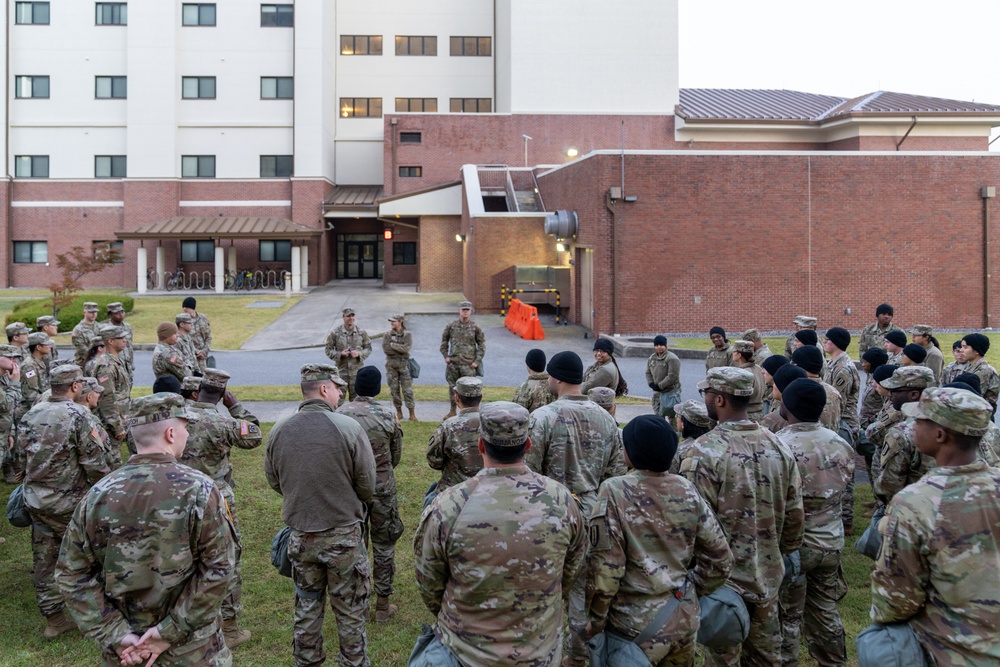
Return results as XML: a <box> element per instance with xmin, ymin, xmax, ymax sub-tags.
<box><xmin>116</xmin><ymin>216</ymin><xmax>322</xmax><ymax>241</ymax></box>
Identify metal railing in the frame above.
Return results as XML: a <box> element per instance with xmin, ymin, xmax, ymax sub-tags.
<box><xmin>476</xmin><ymin>165</ymin><xmax>544</xmax><ymax>213</ymax></box>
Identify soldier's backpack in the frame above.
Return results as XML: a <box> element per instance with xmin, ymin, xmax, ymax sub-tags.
<box><xmin>408</xmin><ymin>357</ymin><xmax>421</xmax><ymax>379</ymax></box>
<box><xmin>270</xmin><ymin>526</ymin><xmax>293</xmax><ymax>577</ymax></box>
<box><xmin>855</xmin><ymin>622</ymin><xmax>927</xmax><ymax>667</ymax></box>
<box><xmin>855</xmin><ymin>506</ymin><xmax>885</xmax><ymax>560</ymax></box>
<box><xmin>611</xmin><ymin>357</ymin><xmax>628</xmax><ymax>397</ymax></box>
<box><xmin>6</xmin><ymin>484</ymin><xmax>31</xmax><ymax>528</ymax></box>
<box><xmin>697</xmin><ymin>585</ymin><xmax>750</xmax><ymax>649</ymax></box>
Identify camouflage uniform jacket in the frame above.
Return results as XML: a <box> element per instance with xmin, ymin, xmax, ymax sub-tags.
<box><xmin>427</xmin><ymin>407</ymin><xmax>482</xmax><ymax>491</ymax></box>
<box><xmin>858</xmin><ymin>322</ymin><xmax>903</xmax><ymax>355</ymax></box>
<box><xmin>189</xmin><ymin>312</ymin><xmax>212</xmax><ymax>360</ymax></box>
<box><xmin>776</xmin><ymin>422</ymin><xmax>855</xmax><ymax>551</ymax></box>
<box><xmin>870</xmin><ymin>461</ymin><xmax>1000</xmax><ymax>665</ymax></box>
<box><xmin>0</xmin><ymin>375</ymin><xmax>21</xmax><ymax>445</ymax></box>
<box><xmin>860</xmin><ymin>374</ymin><xmax>886</xmax><ymax>431</ymax></box>
<box><xmin>886</xmin><ymin>351</ymin><xmax>903</xmax><ymax>366</ymax></box>
<box><xmin>761</xmin><ymin>409</ymin><xmax>788</xmax><ymax>434</ymax></box>
<box><xmin>151</xmin><ymin>341</ymin><xmax>188</xmax><ymax>381</ymax></box>
<box><xmin>669</xmin><ymin>437</ymin><xmax>700</xmax><ymax>474</ymax></box>
<box><xmin>526</xmin><ymin>395</ymin><xmax>627</xmax><ymax>504</ymax></box>
<box><xmin>645</xmin><ymin>351</ymin><xmax>681</xmax><ymax>393</ymax></box>
<box><xmin>679</xmin><ymin>420</ymin><xmax>804</xmax><ymax>603</ymax></box>
<box><xmin>705</xmin><ymin>344</ymin><xmax>733</xmax><ymax>371</ymax></box>
<box><xmin>922</xmin><ymin>343</ymin><xmax>945</xmax><ymax>384</ymax></box>
<box><xmin>324</xmin><ymin>324</ymin><xmax>372</xmax><ymax>371</ymax></box>
<box><xmin>814</xmin><ymin>378</ymin><xmax>843</xmax><ymax>432</ymax></box>
<box><xmin>414</xmin><ymin>465</ymin><xmax>587</xmax><ymax>667</ymax></box>
<box><xmin>939</xmin><ymin>361</ymin><xmax>968</xmax><ymax>386</ymax></box>
<box><xmin>93</xmin><ymin>352</ymin><xmax>131</xmax><ymax>439</ymax></box>
<box><xmin>180</xmin><ymin>401</ymin><xmax>263</xmax><ymax>489</ymax></box>
<box><xmin>978</xmin><ymin>423</ymin><xmax>1000</xmax><ymax>466</ymax></box>
<box><xmin>753</xmin><ymin>343</ymin><xmax>773</xmax><ymax>366</ymax></box>
<box><xmin>823</xmin><ymin>351</ymin><xmax>860</xmax><ymax>434</ymax></box>
<box><xmin>19</xmin><ymin>396</ymin><xmax>113</xmax><ymax>519</ymax></box>
<box><xmin>582</xmin><ymin>359</ymin><xmax>619</xmax><ymax>394</ymax></box>
<box><xmin>586</xmin><ymin>471</ymin><xmax>734</xmax><ymax>638</ymax></box>
<box><xmin>512</xmin><ymin>372</ymin><xmax>555</xmax><ymax>413</ymax></box>
<box><xmin>117</xmin><ymin>320</ymin><xmax>135</xmax><ymax>375</ymax></box>
<box><xmin>381</xmin><ymin>328</ymin><xmax>412</xmax><ymax>359</ymax></box>
<box><xmin>337</xmin><ymin>396</ymin><xmax>402</xmax><ymax>490</ymax></box>
<box><xmin>736</xmin><ymin>360</ymin><xmax>767</xmax><ymax>416</ymax></box>
<box><xmin>785</xmin><ymin>335</ymin><xmax>823</xmax><ymax>359</ymax></box>
<box><xmin>867</xmin><ymin>401</ymin><xmax>904</xmax><ymax>453</ymax></box>
<box><xmin>71</xmin><ymin>320</ymin><xmax>103</xmax><ymax>365</ymax></box>
<box><xmin>56</xmin><ymin>452</ymin><xmax>236</xmax><ymax>655</ymax></box>
<box><xmin>19</xmin><ymin>354</ymin><xmax>49</xmax><ymax>412</ymax></box>
<box><xmin>176</xmin><ymin>333</ymin><xmax>200</xmax><ymax>377</ymax></box>
<box><xmin>439</xmin><ymin>319</ymin><xmax>485</xmax><ymax>366</ymax></box>
<box><xmin>964</xmin><ymin>357</ymin><xmax>1000</xmax><ymax>410</ymax></box>
<box><xmin>78</xmin><ymin>405</ymin><xmax>119</xmax><ymax>471</ymax></box>
<box><xmin>874</xmin><ymin>418</ymin><xmax>936</xmax><ymax>505</ymax></box>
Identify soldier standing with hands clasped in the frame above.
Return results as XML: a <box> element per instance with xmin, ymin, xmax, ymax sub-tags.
<box><xmin>325</xmin><ymin>307</ymin><xmax>372</xmax><ymax>404</ymax></box>
<box><xmin>440</xmin><ymin>301</ymin><xmax>485</xmax><ymax>420</ymax></box>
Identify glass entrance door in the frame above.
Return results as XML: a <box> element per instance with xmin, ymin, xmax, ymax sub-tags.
<box><xmin>336</xmin><ymin>234</ymin><xmax>383</xmax><ymax>279</ymax></box>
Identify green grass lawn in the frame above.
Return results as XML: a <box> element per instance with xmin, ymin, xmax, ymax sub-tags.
<box><xmin>0</xmin><ymin>419</ymin><xmax>878</xmax><ymax>666</ymax></box>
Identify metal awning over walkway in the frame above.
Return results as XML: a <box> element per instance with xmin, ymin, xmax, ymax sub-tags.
<box><xmin>116</xmin><ymin>216</ymin><xmax>322</xmax><ymax>240</ymax></box>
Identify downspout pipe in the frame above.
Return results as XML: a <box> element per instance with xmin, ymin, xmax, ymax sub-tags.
<box><xmin>895</xmin><ymin>116</ymin><xmax>917</xmax><ymax>151</ymax></box>
<box><xmin>985</xmin><ymin>186</ymin><xmax>995</xmax><ymax>328</ymax></box>
<box><xmin>605</xmin><ymin>191</ymin><xmax>619</xmax><ymax>335</ymax></box>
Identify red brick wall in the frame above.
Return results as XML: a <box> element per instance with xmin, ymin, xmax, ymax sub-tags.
<box><xmin>466</xmin><ymin>214</ymin><xmax>557</xmax><ymax>313</ymax></box>
<box><xmin>383</xmin><ymin>225</ymin><xmax>419</xmax><ymax>284</ymax></box>
<box><xmin>418</xmin><ymin>216</ymin><xmax>463</xmax><ymax>292</ymax></box>
<box><xmin>536</xmin><ymin>152</ymin><xmax>1000</xmax><ymax>334</ymax></box>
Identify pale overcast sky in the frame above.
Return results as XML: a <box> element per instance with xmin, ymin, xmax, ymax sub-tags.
<box><xmin>679</xmin><ymin>0</ymin><xmax>1000</xmax><ymax>149</ymax></box>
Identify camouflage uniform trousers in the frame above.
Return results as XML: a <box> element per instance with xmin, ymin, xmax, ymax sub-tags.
<box><xmin>338</xmin><ymin>367</ymin><xmax>362</xmax><ymax>405</ymax></box>
<box><xmin>564</xmin><ymin>492</ymin><xmax>595</xmax><ymax>667</ymax></box>
<box><xmin>703</xmin><ymin>595</ymin><xmax>781</xmax><ymax>667</ymax></box>
<box><xmin>289</xmin><ymin>523</ymin><xmax>371</xmax><ymax>667</ymax></box>
<box><xmin>445</xmin><ymin>363</ymin><xmax>477</xmax><ymax>410</ymax></box>
<box><xmin>220</xmin><ymin>483</ymin><xmax>243</xmax><ymax>621</ymax></box>
<box><xmin>778</xmin><ymin>547</ymin><xmax>848</xmax><ymax>667</ymax></box>
<box><xmin>837</xmin><ymin>420</ymin><xmax>857</xmax><ymax>532</ymax></box>
<box><xmin>385</xmin><ymin>358</ymin><xmax>414</xmax><ymax>410</ymax></box>
<box><xmin>99</xmin><ymin>631</ymin><xmax>231</xmax><ymax>667</ymax></box>
<box><xmin>368</xmin><ymin>481</ymin><xmax>405</xmax><ymax>598</ymax></box>
<box><xmin>28</xmin><ymin>511</ymin><xmax>71</xmax><ymax>617</ymax></box>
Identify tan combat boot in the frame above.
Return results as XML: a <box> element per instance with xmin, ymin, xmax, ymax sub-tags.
<box><xmin>408</xmin><ymin>407</ymin><xmax>418</xmax><ymax>422</ymax></box>
<box><xmin>396</xmin><ymin>405</ymin><xmax>404</xmax><ymax>421</ymax></box>
<box><xmin>375</xmin><ymin>595</ymin><xmax>398</xmax><ymax>623</ymax></box>
<box><xmin>43</xmin><ymin>611</ymin><xmax>75</xmax><ymax>639</ymax></box>
<box><xmin>223</xmin><ymin>618</ymin><xmax>251</xmax><ymax>648</ymax></box>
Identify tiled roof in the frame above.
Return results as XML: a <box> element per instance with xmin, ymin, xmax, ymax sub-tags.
<box><xmin>323</xmin><ymin>185</ymin><xmax>383</xmax><ymax>208</ymax></box>
<box><xmin>117</xmin><ymin>217</ymin><xmax>322</xmax><ymax>239</ymax></box>
<box><xmin>678</xmin><ymin>89</ymin><xmax>1000</xmax><ymax>123</ymax></box>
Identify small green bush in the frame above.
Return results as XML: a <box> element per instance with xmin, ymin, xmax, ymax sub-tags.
<box><xmin>4</xmin><ymin>294</ymin><xmax>133</xmax><ymax>333</ymax></box>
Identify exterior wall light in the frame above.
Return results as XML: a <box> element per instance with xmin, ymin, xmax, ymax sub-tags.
<box><xmin>456</xmin><ymin>234</ymin><xmax>467</xmax><ymax>242</ymax></box>
<box><xmin>556</xmin><ymin>242</ymin><xmax>568</xmax><ymax>252</ymax></box>
<box><xmin>566</xmin><ymin>148</ymin><xmax>578</xmax><ymax>158</ymax></box>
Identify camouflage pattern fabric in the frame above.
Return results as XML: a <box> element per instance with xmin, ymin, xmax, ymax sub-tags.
<box><xmin>586</xmin><ymin>471</ymin><xmax>733</xmax><ymax>666</ymax></box>
<box><xmin>414</xmin><ymin>466</ymin><xmax>586</xmax><ymax>667</ymax></box>
<box><xmin>939</xmin><ymin>360</ymin><xmax>968</xmax><ymax>385</ymax></box>
<box><xmin>858</xmin><ymin>322</ymin><xmax>902</xmax><ymax>355</ymax></box>
<box><xmin>980</xmin><ymin>422</ymin><xmax>1000</xmax><ymax>465</ymax></box>
<box><xmin>921</xmin><ymin>343</ymin><xmax>945</xmax><ymax>384</ymax></box>
<box><xmin>152</xmin><ymin>342</ymin><xmax>189</xmax><ymax>382</ymax></box>
<box><xmin>964</xmin><ymin>357</ymin><xmax>1000</xmax><ymax>411</ymax></box>
<box><xmin>512</xmin><ymin>372</ymin><xmax>555</xmax><ymax>413</ymax></box>
<box><xmin>859</xmin><ymin>374</ymin><xmax>886</xmax><ymax>432</ymax></box>
<box><xmin>706</xmin><ymin>343</ymin><xmax>734</xmax><ymax>371</ymax></box>
<box><xmin>56</xmin><ymin>451</ymin><xmax>236</xmax><ymax>667</ymax></box>
<box><xmin>325</xmin><ymin>325</ymin><xmax>372</xmax><ymax>402</ymax></box>
<box><xmin>824</xmin><ymin>351</ymin><xmax>860</xmax><ymax>438</ymax></box>
<box><xmin>0</xmin><ymin>375</ymin><xmax>23</xmax><ymax>481</ymax></box>
<box><xmin>753</xmin><ymin>343</ymin><xmax>773</xmax><ymax>366</ymax></box>
<box><xmin>736</xmin><ymin>360</ymin><xmax>767</xmax><ymax>422</ymax></box>
<box><xmin>189</xmin><ymin>312</ymin><xmax>212</xmax><ymax>372</ymax></box>
<box><xmin>93</xmin><ymin>351</ymin><xmax>131</xmax><ymax>443</ymax></box>
<box><xmin>176</xmin><ymin>333</ymin><xmax>201</xmax><ymax>377</ymax></box>
<box><xmin>870</xmin><ymin>461</ymin><xmax>1000</xmax><ymax>665</ymax></box>
<box><xmin>874</xmin><ymin>418</ymin><xmax>936</xmax><ymax>505</ymax></box>
<box><xmin>426</xmin><ymin>407</ymin><xmax>482</xmax><ymax>491</ymax></box>
<box><xmin>71</xmin><ymin>320</ymin><xmax>102</xmax><ymax>366</ymax></box>
<box><xmin>382</xmin><ymin>328</ymin><xmax>414</xmax><ymax>409</ymax></box>
<box><xmin>646</xmin><ymin>350</ymin><xmax>681</xmax><ymax>418</ymax></box>
<box><xmin>77</xmin><ymin>401</ymin><xmax>119</xmax><ymax>471</ymax></box>
<box><xmin>439</xmin><ymin>319</ymin><xmax>485</xmax><ymax>409</ymax></box>
<box><xmin>811</xmin><ymin>379</ymin><xmax>842</xmax><ymax>432</ymax></box>
<box><xmin>779</xmin><ymin>547</ymin><xmax>849</xmax><ymax>667</ymax></box>
<box><xmin>581</xmin><ymin>359</ymin><xmax>619</xmax><ymax>395</ymax></box>
<box><xmin>115</xmin><ymin>319</ymin><xmax>135</xmax><ymax>377</ymax></box>
<box><xmin>19</xmin><ymin>355</ymin><xmax>49</xmax><ymax>413</ymax></box>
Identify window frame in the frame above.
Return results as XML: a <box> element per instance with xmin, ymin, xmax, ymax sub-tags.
<box><xmin>180</xmin><ymin>240</ymin><xmax>216</xmax><ymax>263</ymax></box>
<box><xmin>259</xmin><ymin>240</ymin><xmax>292</xmax><ymax>262</ymax></box>
<box><xmin>92</xmin><ymin>240</ymin><xmax>124</xmax><ymax>263</ymax></box>
<box><xmin>260</xmin><ymin>155</ymin><xmax>293</xmax><ymax>178</ymax></box>
<box><xmin>399</xmin><ymin>131</ymin><xmax>423</xmax><ymax>143</ymax></box>
<box><xmin>14</xmin><ymin>155</ymin><xmax>49</xmax><ymax>178</ymax></box>
<box><xmin>95</xmin><ymin>75</ymin><xmax>127</xmax><ymax>99</ymax></box>
<box><xmin>181</xmin><ymin>76</ymin><xmax>216</xmax><ymax>99</ymax></box>
<box><xmin>395</xmin><ymin>35</ymin><xmax>437</xmax><ymax>56</ymax></box>
<box><xmin>340</xmin><ymin>98</ymin><xmax>382</xmax><ymax>118</ymax></box>
<box><xmin>340</xmin><ymin>35</ymin><xmax>382</xmax><ymax>56</ymax></box>
<box><xmin>15</xmin><ymin>2</ymin><xmax>49</xmax><ymax>25</ymax></box>
<box><xmin>95</xmin><ymin>2</ymin><xmax>127</xmax><ymax>25</ymax></box>
<box><xmin>449</xmin><ymin>98</ymin><xmax>492</xmax><ymax>113</ymax></box>
<box><xmin>449</xmin><ymin>36</ymin><xmax>492</xmax><ymax>57</ymax></box>
<box><xmin>398</xmin><ymin>166</ymin><xmax>422</xmax><ymax>178</ymax></box>
<box><xmin>15</xmin><ymin>75</ymin><xmax>49</xmax><ymax>99</ymax></box>
<box><xmin>260</xmin><ymin>4</ymin><xmax>293</xmax><ymax>27</ymax></box>
<box><xmin>395</xmin><ymin>98</ymin><xmax>436</xmax><ymax>113</ymax></box>
<box><xmin>95</xmin><ymin>155</ymin><xmax>127</xmax><ymax>178</ymax></box>
<box><xmin>181</xmin><ymin>155</ymin><xmax>216</xmax><ymax>178</ymax></box>
<box><xmin>260</xmin><ymin>76</ymin><xmax>293</xmax><ymax>100</ymax></box>
<box><xmin>393</xmin><ymin>241</ymin><xmax>417</xmax><ymax>266</ymax></box>
<box><xmin>181</xmin><ymin>3</ymin><xmax>216</xmax><ymax>26</ymax></box>
<box><xmin>13</xmin><ymin>241</ymin><xmax>48</xmax><ymax>264</ymax></box>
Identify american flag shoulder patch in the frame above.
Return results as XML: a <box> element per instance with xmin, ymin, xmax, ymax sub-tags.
<box><xmin>99</xmin><ymin>376</ymin><xmax>109</xmax><ymax>383</ymax></box>
<box><xmin>91</xmin><ymin>427</ymin><xmax>101</xmax><ymax>441</ymax></box>
<box><xmin>169</xmin><ymin>356</ymin><xmax>177</xmax><ymax>363</ymax></box>
<box><xmin>239</xmin><ymin>420</ymin><xmax>249</xmax><ymax>435</ymax></box>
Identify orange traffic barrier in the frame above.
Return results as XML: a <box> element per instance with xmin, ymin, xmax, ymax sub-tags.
<box><xmin>505</xmin><ymin>299</ymin><xmax>523</xmax><ymax>333</ymax></box>
<box><xmin>525</xmin><ymin>310</ymin><xmax>545</xmax><ymax>340</ymax></box>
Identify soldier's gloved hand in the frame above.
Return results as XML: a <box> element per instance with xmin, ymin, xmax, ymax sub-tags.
<box><xmin>648</xmin><ymin>382</ymin><xmax>659</xmax><ymax>391</ymax></box>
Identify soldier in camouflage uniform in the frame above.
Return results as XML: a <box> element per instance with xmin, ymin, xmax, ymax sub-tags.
<box><xmin>183</xmin><ymin>297</ymin><xmax>212</xmax><ymax>373</ymax></box>
<box><xmin>939</xmin><ymin>340</ymin><xmax>966</xmax><ymax>385</ymax></box>
<box><xmin>761</xmin><ymin>364</ymin><xmax>807</xmax><ymax>435</ymax></box>
<box><xmin>20</xmin><ymin>332</ymin><xmax>54</xmax><ymax>413</ymax></box>
<box><xmin>582</xmin><ymin>338</ymin><xmax>621</xmax><ymax>395</ymax></box>
<box><xmin>152</xmin><ymin>322</ymin><xmax>189</xmax><ymax>382</ymax></box>
<box><xmin>0</xmin><ymin>347</ymin><xmax>24</xmax><ymax>482</ymax></box>
<box><xmin>265</xmin><ymin>364</ymin><xmax>375</xmax><ymax>667</ymax></box>
<box><xmin>821</xmin><ymin>327</ymin><xmax>860</xmax><ymax>532</ymax></box>
<box><xmin>775</xmin><ymin>379</ymin><xmax>855</xmax><ymax>666</ymax></box>
<box><xmin>336</xmin><ymin>367</ymin><xmax>404</xmax><ymax>624</ymax></box>
<box><xmin>55</xmin><ymin>392</ymin><xmax>236</xmax><ymax>666</ymax></box>
<box><xmin>865</xmin><ymin>364</ymin><xmax>903</xmax><ymax>488</ymax></box>
<box><xmin>883</xmin><ymin>329</ymin><xmax>907</xmax><ymax>366</ymax></box>
<box><xmin>784</xmin><ymin>315</ymin><xmax>818</xmax><ymax>358</ymax></box>
<box><xmin>413</xmin><ymin>401</ymin><xmax>587</xmax><ymax>667</ymax></box>
<box><xmin>35</xmin><ymin>316</ymin><xmax>60</xmax><ymax>370</ymax></box>
<box><xmin>513</xmin><ymin>348</ymin><xmax>555</xmax><ymax>413</ymax></box>
<box><xmin>92</xmin><ymin>326</ymin><xmax>132</xmax><ymax>457</ymax></box>
<box><xmin>427</xmin><ymin>377</ymin><xmax>484</xmax><ymax>502</ymax></box>
<box><xmin>669</xmin><ymin>399</ymin><xmax>715</xmax><ymax>474</ymax></box>
<box><xmin>874</xmin><ymin>366</ymin><xmax>936</xmax><ymax>506</ymax></box>
<box><xmin>175</xmin><ymin>313</ymin><xmax>202</xmax><ymax>377</ymax></box>
<box><xmin>761</xmin><ymin>354</ymin><xmax>789</xmax><ymax>417</ymax></box>
<box><xmin>870</xmin><ymin>386</ymin><xmax>1000</xmax><ymax>666</ymax></box>
<box><xmin>71</xmin><ymin>302</ymin><xmax>102</xmax><ymax>366</ymax></box>
<box><xmin>179</xmin><ymin>368</ymin><xmax>261</xmax><ymax>648</ymax></box>
<box><xmin>19</xmin><ymin>364</ymin><xmax>113</xmax><ymax>637</ymax></box>
<box><xmin>791</xmin><ymin>346</ymin><xmax>842</xmax><ymax>432</ymax></box>
<box><xmin>944</xmin><ymin>375</ymin><xmax>1000</xmax><ymax>466</ymax></box>
<box><xmin>646</xmin><ymin>335</ymin><xmax>681</xmax><ymax>419</ymax></box>
<box><xmin>909</xmin><ymin>324</ymin><xmax>944</xmax><ymax>383</ymax></box>
<box><xmin>526</xmin><ymin>351</ymin><xmax>625</xmax><ymax>667</ymax></box>
<box><xmin>859</xmin><ymin>348</ymin><xmax>890</xmax><ymax>481</ymax></box>
<box><xmin>857</xmin><ymin>303</ymin><xmax>902</xmax><ymax>355</ymax></box>
<box><xmin>439</xmin><ymin>301</ymin><xmax>485</xmax><ymax>420</ymax></box>
<box><xmin>959</xmin><ymin>333</ymin><xmax>999</xmax><ymax>411</ymax></box>
<box><xmin>105</xmin><ymin>302</ymin><xmax>134</xmax><ymax>378</ymax></box>
<box><xmin>588</xmin><ymin>386</ymin><xmax>618</xmax><ymax>421</ymax></box>
<box><xmin>678</xmin><ymin>367</ymin><xmax>804</xmax><ymax>667</ymax></box>
<box><xmin>325</xmin><ymin>307</ymin><xmax>372</xmax><ymax>404</ymax></box>
<box><xmin>733</xmin><ymin>339</ymin><xmax>767</xmax><ymax>422</ymax></box>
<box><xmin>382</xmin><ymin>314</ymin><xmax>416</xmax><ymax>421</ymax></box>
<box><xmin>75</xmin><ymin>377</ymin><xmax>120</xmax><ymax>471</ymax></box>
<box><xmin>743</xmin><ymin>328</ymin><xmax>773</xmax><ymax>366</ymax></box>
<box><xmin>6</xmin><ymin>321</ymin><xmax>31</xmax><ymax>357</ymax></box>
<box><xmin>706</xmin><ymin>326</ymin><xmax>734</xmax><ymax>370</ymax></box>
<box><xmin>586</xmin><ymin>415</ymin><xmax>733</xmax><ymax>666</ymax></box>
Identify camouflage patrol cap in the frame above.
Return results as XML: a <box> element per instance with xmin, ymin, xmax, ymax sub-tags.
<box><xmin>910</xmin><ymin>324</ymin><xmax>934</xmax><ymax>336</ymax></box>
<box><xmin>387</xmin><ymin>313</ymin><xmax>405</xmax><ymax>322</ymax></box>
<box><xmin>27</xmin><ymin>332</ymin><xmax>55</xmax><ymax>346</ymax></box>
<box><xmin>89</xmin><ymin>337</ymin><xmax>106</xmax><ymax>350</ymax></box>
<box><xmin>793</xmin><ymin>315</ymin><xmax>817</xmax><ymax>327</ymax></box>
<box><xmin>675</xmin><ymin>399</ymin><xmax>712</xmax><ymax>428</ymax></box>
<box><xmin>455</xmin><ymin>377</ymin><xmax>483</xmax><ymax>397</ymax></box>
<box><xmin>879</xmin><ymin>365</ymin><xmax>935</xmax><ymax>390</ymax></box>
<box><xmin>741</xmin><ymin>329</ymin><xmax>760</xmax><ymax>341</ymax></box>
<box><xmin>458</xmin><ymin>300</ymin><xmax>473</xmax><ymax>310</ymax></box>
<box><xmin>342</xmin><ymin>307</ymin><xmax>355</xmax><ymax>317</ymax></box>
<box><xmin>83</xmin><ymin>302</ymin><xmax>99</xmax><ymax>313</ymax></box>
<box><xmin>128</xmin><ymin>392</ymin><xmax>200</xmax><ymax>426</ymax></box>
<box><xmin>106</xmin><ymin>302</ymin><xmax>124</xmax><ymax>313</ymax></box>
<box><xmin>5</xmin><ymin>322</ymin><xmax>31</xmax><ymax>336</ymax></box>
<box><xmin>588</xmin><ymin>387</ymin><xmax>616</xmax><ymax>408</ymax></box>
<box><xmin>99</xmin><ymin>325</ymin><xmax>126</xmax><ymax>340</ymax></box>
<box><xmin>733</xmin><ymin>340</ymin><xmax>754</xmax><ymax>354</ymax></box>
<box><xmin>300</xmin><ymin>363</ymin><xmax>347</xmax><ymax>386</ymax></box>
<box><xmin>50</xmin><ymin>364</ymin><xmax>84</xmax><ymax>386</ymax></box>
<box><xmin>50</xmin><ymin>359</ymin><xmax>75</xmax><ymax>370</ymax></box>
<box><xmin>181</xmin><ymin>376</ymin><xmax>202</xmax><ymax>392</ymax></box>
<box><xmin>479</xmin><ymin>401</ymin><xmax>530</xmax><ymax>448</ymax></box>
<box><xmin>80</xmin><ymin>377</ymin><xmax>104</xmax><ymax>395</ymax></box>
<box><xmin>0</xmin><ymin>344</ymin><xmax>23</xmax><ymax>359</ymax></box>
<box><xmin>36</xmin><ymin>316</ymin><xmax>60</xmax><ymax>328</ymax></box>
<box><xmin>200</xmin><ymin>368</ymin><xmax>230</xmax><ymax>390</ymax></box>
<box><xmin>697</xmin><ymin>367</ymin><xmax>754</xmax><ymax>397</ymax></box>
<box><xmin>175</xmin><ymin>313</ymin><xmax>193</xmax><ymax>324</ymax></box>
<box><xmin>902</xmin><ymin>386</ymin><xmax>992</xmax><ymax>436</ymax></box>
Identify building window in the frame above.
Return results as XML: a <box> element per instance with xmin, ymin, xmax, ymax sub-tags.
<box><xmin>182</xmin><ymin>3</ymin><xmax>215</xmax><ymax>26</ymax></box>
<box><xmin>95</xmin><ymin>155</ymin><xmax>127</xmax><ymax>178</ymax></box>
<box><xmin>15</xmin><ymin>2</ymin><xmax>49</xmax><ymax>24</ymax></box>
<box><xmin>341</xmin><ymin>35</ymin><xmax>382</xmax><ymax>55</ymax></box>
<box><xmin>399</xmin><ymin>131</ymin><xmax>422</xmax><ymax>144</ymax></box>
<box><xmin>396</xmin><ymin>98</ymin><xmax>436</xmax><ymax>113</ymax></box>
<box><xmin>13</xmin><ymin>241</ymin><xmax>48</xmax><ymax>263</ymax></box>
<box><xmin>15</xmin><ymin>156</ymin><xmax>49</xmax><ymax>178</ymax></box>
<box><xmin>450</xmin><ymin>36</ymin><xmax>491</xmax><ymax>56</ymax></box>
<box><xmin>260</xmin><ymin>155</ymin><xmax>293</xmax><ymax>177</ymax></box>
<box><xmin>95</xmin><ymin>76</ymin><xmax>127</xmax><ymax>99</ymax></box>
<box><xmin>398</xmin><ymin>166</ymin><xmax>422</xmax><ymax>178</ymax></box>
<box><xmin>393</xmin><ymin>242</ymin><xmax>416</xmax><ymax>265</ymax></box>
<box><xmin>340</xmin><ymin>98</ymin><xmax>382</xmax><ymax>118</ymax></box>
<box><xmin>395</xmin><ymin>35</ymin><xmax>437</xmax><ymax>56</ymax></box>
<box><xmin>95</xmin><ymin>3</ymin><xmax>126</xmax><ymax>24</ymax></box>
<box><xmin>15</xmin><ymin>75</ymin><xmax>49</xmax><ymax>99</ymax></box>
<box><xmin>181</xmin><ymin>155</ymin><xmax>215</xmax><ymax>178</ymax></box>
<box><xmin>181</xmin><ymin>240</ymin><xmax>215</xmax><ymax>263</ymax></box>
<box><xmin>92</xmin><ymin>240</ymin><xmax>124</xmax><ymax>262</ymax></box>
<box><xmin>182</xmin><ymin>76</ymin><xmax>216</xmax><ymax>99</ymax></box>
<box><xmin>260</xmin><ymin>77</ymin><xmax>293</xmax><ymax>99</ymax></box>
<box><xmin>260</xmin><ymin>4</ymin><xmax>292</xmax><ymax>26</ymax></box>
<box><xmin>450</xmin><ymin>98</ymin><xmax>492</xmax><ymax>113</ymax></box>
<box><xmin>259</xmin><ymin>240</ymin><xmax>291</xmax><ymax>262</ymax></box>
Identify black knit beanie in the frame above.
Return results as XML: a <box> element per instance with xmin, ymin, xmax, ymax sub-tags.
<box><xmin>761</xmin><ymin>355</ymin><xmax>789</xmax><ymax>377</ymax></box>
<box><xmin>862</xmin><ymin>348</ymin><xmax>889</xmax><ymax>369</ymax></box>
<box><xmin>902</xmin><ymin>343</ymin><xmax>927</xmax><ymax>364</ymax></box>
<box><xmin>355</xmin><ymin>366</ymin><xmax>381</xmax><ymax>397</ymax></box>
<box><xmin>593</xmin><ymin>338</ymin><xmax>615</xmax><ymax>354</ymax></box>
<box><xmin>872</xmin><ymin>364</ymin><xmax>899</xmax><ymax>384</ymax></box>
<box><xmin>791</xmin><ymin>345</ymin><xmax>824</xmax><ymax>374</ymax></box>
<box><xmin>547</xmin><ymin>351</ymin><xmax>584</xmax><ymax>385</ymax></box>
<box><xmin>794</xmin><ymin>329</ymin><xmax>818</xmax><ymax>346</ymax></box>
<box><xmin>709</xmin><ymin>326</ymin><xmax>727</xmax><ymax>340</ymax></box>
<box><xmin>782</xmin><ymin>378</ymin><xmax>826</xmax><ymax>422</ymax></box>
<box><xmin>952</xmin><ymin>373</ymin><xmax>983</xmax><ymax>395</ymax></box>
<box><xmin>962</xmin><ymin>333</ymin><xmax>990</xmax><ymax>357</ymax></box>
<box><xmin>525</xmin><ymin>348</ymin><xmax>546</xmax><ymax>373</ymax></box>
<box><xmin>182</xmin><ymin>297</ymin><xmax>197</xmax><ymax>309</ymax></box>
<box><xmin>884</xmin><ymin>330</ymin><xmax>907</xmax><ymax>348</ymax></box>
<box><xmin>622</xmin><ymin>415</ymin><xmax>678</xmax><ymax>473</ymax></box>
<box><xmin>653</xmin><ymin>335</ymin><xmax>667</xmax><ymax>346</ymax></box>
<box><xmin>773</xmin><ymin>364</ymin><xmax>807</xmax><ymax>393</ymax></box>
<box><xmin>876</xmin><ymin>303</ymin><xmax>894</xmax><ymax>317</ymax></box>
<box><xmin>825</xmin><ymin>327</ymin><xmax>850</xmax><ymax>352</ymax></box>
